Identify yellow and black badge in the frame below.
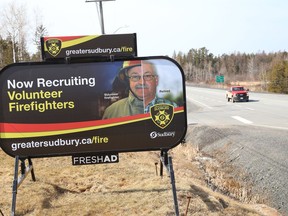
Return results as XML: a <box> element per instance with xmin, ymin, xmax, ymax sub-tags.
<box><xmin>150</xmin><ymin>104</ymin><xmax>174</xmax><ymax>129</ymax></box>
<box><xmin>45</xmin><ymin>39</ymin><xmax>62</xmax><ymax>57</ymax></box>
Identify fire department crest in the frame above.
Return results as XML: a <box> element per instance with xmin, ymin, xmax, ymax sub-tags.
<box><xmin>150</xmin><ymin>104</ymin><xmax>174</xmax><ymax>129</ymax></box>
<box><xmin>45</xmin><ymin>39</ymin><xmax>62</xmax><ymax>57</ymax></box>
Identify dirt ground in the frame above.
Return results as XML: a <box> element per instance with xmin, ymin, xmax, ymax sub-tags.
<box><xmin>0</xmin><ymin>135</ymin><xmax>281</xmax><ymax>216</ymax></box>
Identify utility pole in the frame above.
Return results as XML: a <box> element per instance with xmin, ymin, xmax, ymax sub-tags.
<box><xmin>85</xmin><ymin>0</ymin><xmax>115</xmax><ymax>34</ymax></box>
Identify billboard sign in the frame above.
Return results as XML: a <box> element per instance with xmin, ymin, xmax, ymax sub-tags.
<box><xmin>41</xmin><ymin>34</ymin><xmax>137</xmax><ymax>60</ymax></box>
<box><xmin>0</xmin><ymin>56</ymin><xmax>187</xmax><ymax>158</ymax></box>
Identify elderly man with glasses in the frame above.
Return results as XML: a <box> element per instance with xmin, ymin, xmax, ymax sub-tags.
<box><xmin>102</xmin><ymin>60</ymin><xmax>177</xmax><ymax>119</ymax></box>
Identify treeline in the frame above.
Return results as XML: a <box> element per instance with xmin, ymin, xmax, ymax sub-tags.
<box><xmin>0</xmin><ymin>2</ymin><xmax>47</xmax><ymax>69</ymax></box>
<box><xmin>1</xmin><ymin>3</ymin><xmax>287</xmax><ymax>94</ymax></box>
<box><xmin>172</xmin><ymin>47</ymin><xmax>288</xmax><ymax>93</ymax></box>
<box><xmin>0</xmin><ymin>26</ymin><xmax>45</xmax><ymax>67</ymax></box>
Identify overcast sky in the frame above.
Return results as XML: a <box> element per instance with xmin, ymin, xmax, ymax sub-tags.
<box><xmin>1</xmin><ymin>0</ymin><xmax>288</xmax><ymax>57</ymax></box>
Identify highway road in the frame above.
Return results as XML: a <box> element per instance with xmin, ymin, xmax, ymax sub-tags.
<box><xmin>185</xmin><ymin>86</ymin><xmax>288</xmax><ymax>214</ymax></box>
<box><xmin>186</xmin><ymin>86</ymin><xmax>288</xmax><ymax>130</ymax></box>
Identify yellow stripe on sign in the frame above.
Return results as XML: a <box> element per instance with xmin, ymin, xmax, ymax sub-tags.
<box><xmin>62</xmin><ymin>35</ymin><xmax>100</xmax><ymax>48</ymax></box>
<box><xmin>1</xmin><ymin>110</ymin><xmax>185</xmax><ymax>139</ymax></box>
<box><xmin>0</xmin><ymin>117</ymin><xmax>150</xmax><ymax>139</ymax></box>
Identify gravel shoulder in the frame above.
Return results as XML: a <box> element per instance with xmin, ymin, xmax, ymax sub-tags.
<box><xmin>186</xmin><ymin>124</ymin><xmax>288</xmax><ymax>215</ymax></box>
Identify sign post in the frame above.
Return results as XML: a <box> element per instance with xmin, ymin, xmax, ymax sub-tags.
<box><xmin>160</xmin><ymin>150</ymin><xmax>179</xmax><ymax>216</ymax></box>
<box><xmin>11</xmin><ymin>156</ymin><xmax>36</xmax><ymax>215</ymax></box>
<box><xmin>85</xmin><ymin>0</ymin><xmax>116</xmax><ymax>34</ymax></box>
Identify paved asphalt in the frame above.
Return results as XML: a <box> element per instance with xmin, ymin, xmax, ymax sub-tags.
<box><xmin>185</xmin><ymin>86</ymin><xmax>288</xmax><ymax>215</ymax></box>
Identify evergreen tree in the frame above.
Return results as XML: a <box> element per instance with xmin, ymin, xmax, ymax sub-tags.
<box><xmin>268</xmin><ymin>61</ymin><xmax>288</xmax><ymax>93</ymax></box>
<box><xmin>0</xmin><ymin>37</ymin><xmax>13</xmax><ymax>68</ymax></box>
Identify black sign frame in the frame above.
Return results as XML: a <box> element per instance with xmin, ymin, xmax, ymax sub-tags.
<box><xmin>41</xmin><ymin>34</ymin><xmax>137</xmax><ymax>61</ymax></box>
<box><xmin>0</xmin><ymin>56</ymin><xmax>187</xmax><ymax>159</ymax></box>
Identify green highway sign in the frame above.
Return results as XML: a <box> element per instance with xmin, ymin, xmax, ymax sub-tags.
<box><xmin>216</xmin><ymin>75</ymin><xmax>224</xmax><ymax>83</ymax></box>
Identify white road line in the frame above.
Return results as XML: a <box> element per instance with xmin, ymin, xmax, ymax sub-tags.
<box><xmin>231</xmin><ymin>116</ymin><xmax>253</xmax><ymax>124</ymax></box>
<box><xmin>188</xmin><ymin>98</ymin><xmax>213</xmax><ymax>109</ymax></box>
<box><xmin>246</xmin><ymin>107</ymin><xmax>255</xmax><ymax>110</ymax></box>
<box><xmin>254</xmin><ymin>124</ymin><xmax>288</xmax><ymax>131</ymax></box>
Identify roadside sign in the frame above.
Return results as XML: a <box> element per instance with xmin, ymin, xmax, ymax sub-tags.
<box><xmin>0</xmin><ymin>56</ymin><xmax>187</xmax><ymax>158</ymax></box>
<box><xmin>216</xmin><ymin>75</ymin><xmax>224</xmax><ymax>83</ymax></box>
<box><xmin>41</xmin><ymin>34</ymin><xmax>137</xmax><ymax>60</ymax></box>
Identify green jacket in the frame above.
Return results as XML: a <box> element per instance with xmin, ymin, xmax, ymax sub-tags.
<box><xmin>102</xmin><ymin>92</ymin><xmax>177</xmax><ymax>119</ymax></box>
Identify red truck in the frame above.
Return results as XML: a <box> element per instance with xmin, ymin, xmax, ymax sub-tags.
<box><xmin>226</xmin><ymin>86</ymin><xmax>249</xmax><ymax>102</ymax></box>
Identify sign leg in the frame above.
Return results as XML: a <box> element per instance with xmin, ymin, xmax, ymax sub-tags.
<box><xmin>11</xmin><ymin>157</ymin><xmax>36</xmax><ymax>216</ymax></box>
<box><xmin>168</xmin><ymin>156</ymin><xmax>179</xmax><ymax>216</ymax></box>
<box><xmin>28</xmin><ymin>158</ymin><xmax>36</xmax><ymax>181</ymax></box>
<box><xmin>11</xmin><ymin>156</ymin><xmax>19</xmax><ymax>216</ymax></box>
<box><xmin>160</xmin><ymin>151</ymin><xmax>179</xmax><ymax>216</ymax></box>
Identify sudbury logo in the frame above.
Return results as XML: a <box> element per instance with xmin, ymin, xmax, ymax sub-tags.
<box><xmin>46</xmin><ymin>39</ymin><xmax>62</xmax><ymax>57</ymax></box>
<box><xmin>150</xmin><ymin>104</ymin><xmax>174</xmax><ymax>129</ymax></box>
<box><xmin>150</xmin><ymin>131</ymin><xmax>175</xmax><ymax>139</ymax></box>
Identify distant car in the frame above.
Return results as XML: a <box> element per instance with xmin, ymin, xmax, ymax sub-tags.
<box><xmin>226</xmin><ymin>86</ymin><xmax>249</xmax><ymax>102</ymax></box>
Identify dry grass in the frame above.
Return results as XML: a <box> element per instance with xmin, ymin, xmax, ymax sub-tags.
<box><xmin>0</xmin><ymin>142</ymin><xmax>280</xmax><ymax>216</ymax></box>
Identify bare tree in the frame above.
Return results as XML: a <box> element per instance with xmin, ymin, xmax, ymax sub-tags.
<box><xmin>1</xmin><ymin>2</ymin><xmax>28</xmax><ymax>62</ymax></box>
<box><xmin>31</xmin><ymin>24</ymin><xmax>48</xmax><ymax>61</ymax></box>
<box><xmin>247</xmin><ymin>56</ymin><xmax>256</xmax><ymax>81</ymax></box>
<box><xmin>29</xmin><ymin>7</ymin><xmax>48</xmax><ymax>61</ymax></box>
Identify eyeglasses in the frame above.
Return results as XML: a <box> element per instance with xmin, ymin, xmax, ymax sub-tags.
<box><xmin>127</xmin><ymin>74</ymin><xmax>157</xmax><ymax>82</ymax></box>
